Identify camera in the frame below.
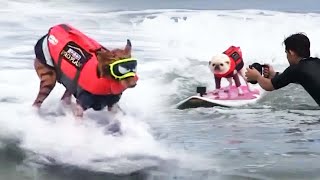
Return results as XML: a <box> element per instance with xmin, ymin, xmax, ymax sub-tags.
<box><xmin>248</xmin><ymin>63</ymin><xmax>268</xmax><ymax>84</ymax></box>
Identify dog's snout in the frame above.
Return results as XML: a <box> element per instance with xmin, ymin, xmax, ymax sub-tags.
<box><xmin>129</xmin><ymin>83</ymin><xmax>137</xmax><ymax>88</ymax></box>
<box><xmin>214</xmin><ymin>65</ymin><xmax>220</xmax><ymax>70</ymax></box>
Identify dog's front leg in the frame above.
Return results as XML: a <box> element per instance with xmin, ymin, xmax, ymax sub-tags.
<box><xmin>73</xmin><ymin>102</ymin><xmax>84</xmax><ymax>118</ymax></box>
<box><xmin>233</xmin><ymin>73</ymin><xmax>244</xmax><ymax>96</ymax></box>
<box><xmin>108</xmin><ymin>104</ymin><xmax>119</xmax><ymax>113</ymax></box>
<box><xmin>61</xmin><ymin>90</ymin><xmax>72</xmax><ymax>105</ymax></box>
<box><xmin>239</xmin><ymin>68</ymin><xmax>252</xmax><ymax>92</ymax></box>
<box><xmin>213</xmin><ymin>76</ymin><xmax>222</xmax><ymax>95</ymax></box>
<box><xmin>237</xmin><ymin>87</ymin><xmax>244</xmax><ymax>95</ymax></box>
<box><xmin>223</xmin><ymin>77</ymin><xmax>233</xmax><ymax>92</ymax></box>
<box><xmin>32</xmin><ymin>59</ymin><xmax>56</xmax><ymax>108</ymax></box>
<box><xmin>108</xmin><ymin>103</ymin><xmax>125</xmax><ymax>115</ymax></box>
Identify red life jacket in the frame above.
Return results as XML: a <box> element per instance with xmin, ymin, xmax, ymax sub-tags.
<box><xmin>46</xmin><ymin>24</ymin><xmax>129</xmax><ymax>95</ymax></box>
<box><xmin>214</xmin><ymin>46</ymin><xmax>244</xmax><ymax>78</ymax></box>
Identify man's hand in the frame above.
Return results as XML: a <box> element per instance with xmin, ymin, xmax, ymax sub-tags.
<box><xmin>246</xmin><ymin>67</ymin><xmax>275</xmax><ymax>91</ymax></box>
<box><xmin>245</xmin><ymin>67</ymin><xmax>262</xmax><ymax>82</ymax></box>
<box><xmin>263</xmin><ymin>64</ymin><xmax>277</xmax><ymax>79</ymax></box>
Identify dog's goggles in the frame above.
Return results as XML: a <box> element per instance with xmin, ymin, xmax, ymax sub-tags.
<box><xmin>109</xmin><ymin>58</ymin><xmax>137</xmax><ymax>80</ymax></box>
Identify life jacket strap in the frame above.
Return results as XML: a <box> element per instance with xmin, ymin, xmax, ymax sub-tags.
<box><xmin>55</xmin><ymin>54</ymin><xmax>81</xmax><ymax>94</ymax></box>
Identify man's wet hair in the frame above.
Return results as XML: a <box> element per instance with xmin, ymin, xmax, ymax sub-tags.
<box><xmin>284</xmin><ymin>33</ymin><xmax>310</xmax><ymax>58</ymax></box>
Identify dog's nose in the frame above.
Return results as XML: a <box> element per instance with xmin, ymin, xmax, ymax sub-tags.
<box><xmin>214</xmin><ymin>65</ymin><xmax>220</xmax><ymax>70</ymax></box>
<box><xmin>129</xmin><ymin>83</ymin><xmax>137</xmax><ymax>88</ymax></box>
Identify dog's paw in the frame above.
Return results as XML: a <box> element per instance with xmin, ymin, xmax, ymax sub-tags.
<box><xmin>61</xmin><ymin>91</ymin><xmax>72</xmax><ymax>105</ymax></box>
<box><xmin>32</xmin><ymin>104</ymin><xmax>40</xmax><ymax>109</ymax></box>
<box><xmin>109</xmin><ymin>104</ymin><xmax>126</xmax><ymax>116</ymax></box>
<box><xmin>220</xmin><ymin>86</ymin><xmax>230</xmax><ymax>92</ymax></box>
<box><xmin>72</xmin><ymin>104</ymin><xmax>84</xmax><ymax>118</ymax></box>
<box><xmin>61</xmin><ymin>97</ymin><xmax>72</xmax><ymax>106</ymax></box>
<box><xmin>63</xmin><ymin>97</ymin><xmax>72</xmax><ymax>105</ymax></box>
<box><xmin>32</xmin><ymin>101</ymin><xmax>42</xmax><ymax>108</ymax></box>
<box><xmin>223</xmin><ymin>88</ymin><xmax>230</xmax><ymax>93</ymax></box>
<box><xmin>238</xmin><ymin>88</ymin><xmax>244</xmax><ymax>96</ymax></box>
<box><xmin>213</xmin><ymin>89</ymin><xmax>220</xmax><ymax>95</ymax></box>
<box><xmin>31</xmin><ymin>104</ymin><xmax>41</xmax><ymax>115</ymax></box>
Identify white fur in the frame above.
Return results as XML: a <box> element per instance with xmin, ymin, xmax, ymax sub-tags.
<box><xmin>209</xmin><ymin>54</ymin><xmax>230</xmax><ymax>75</ymax></box>
<box><xmin>209</xmin><ymin>53</ymin><xmax>251</xmax><ymax>98</ymax></box>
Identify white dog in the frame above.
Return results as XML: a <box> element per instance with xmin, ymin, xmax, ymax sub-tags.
<box><xmin>208</xmin><ymin>46</ymin><xmax>250</xmax><ymax>97</ymax></box>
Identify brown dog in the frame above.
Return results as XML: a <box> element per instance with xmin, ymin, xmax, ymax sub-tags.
<box><xmin>32</xmin><ymin>24</ymin><xmax>138</xmax><ymax>117</ymax></box>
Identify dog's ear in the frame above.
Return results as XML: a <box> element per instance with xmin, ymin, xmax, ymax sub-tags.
<box><xmin>97</xmin><ymin>49</ymin><xmax>113</xmax><ymax>77</ymax></box>
<box><xmin>225</xmin><ymin>61</ymin><xmax>230</xmax><ymax>64</ymax></box>
<box><xmin>209</xmin><ymin>61</ymin><xmax>211</xmax><ymax>65</ymax></box>
<box><xmin>124</xmin><ymin>39</ymin><xmax>132</xmax><ymax>55</ymax></box>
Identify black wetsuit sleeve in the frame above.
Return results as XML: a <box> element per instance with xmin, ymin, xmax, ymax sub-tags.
<box><xmin>271</xmin><ymin>65</ymin><xmax>298</xmax><ymax>89</ymax></box>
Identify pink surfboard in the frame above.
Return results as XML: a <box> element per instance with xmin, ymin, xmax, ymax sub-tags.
<box><xmin>176</xmin><ymin>85</ymin><xmax>264</xmax><ymax>109</ymax></box>
<box><xmin>206</xmin><ymin>85</ymin><xmax>260</xmax><ymax>100</ymax></box>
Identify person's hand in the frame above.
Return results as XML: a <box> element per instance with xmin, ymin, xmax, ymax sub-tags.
<box><xmin>263</xmin><ymin>64</ymin><xmax>276</xmax><ymax>78</ymax></box>
<box><xmin>245</xmin><ymin>67</ymin><xmax>262</xmax><ymax>82</ymax></box>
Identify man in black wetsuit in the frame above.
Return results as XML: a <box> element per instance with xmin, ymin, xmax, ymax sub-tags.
<box><xmin>245</xmin><ymin>33</ymin><xmax>320</xmax><ymax>106</ymax></box>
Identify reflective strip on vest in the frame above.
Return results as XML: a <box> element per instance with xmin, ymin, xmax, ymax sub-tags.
<box><xmin>42</xmin><ymin>35</ymin><xmax>54</xmax><ymax>67</ymax></box>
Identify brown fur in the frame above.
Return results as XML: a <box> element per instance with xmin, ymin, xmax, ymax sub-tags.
<box><xmin>97</xmin><ymin>41</ymin><xmax>131</xmax><ymax>77</ymax></box>
<box><xmin>32</xmin><ymin>59</ymin><xmax>57</xmax><ymax>107</ymax></box>
<box><xmin>32</xmin><ymin>39</ymin><xmax>136</xmax><ymax>108</ymax></box>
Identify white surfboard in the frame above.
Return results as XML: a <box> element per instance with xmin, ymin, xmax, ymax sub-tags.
<box><xmin>176</xmin><ymin>85</ymin><xmax>264</xmax><ymax>109</ymax></box>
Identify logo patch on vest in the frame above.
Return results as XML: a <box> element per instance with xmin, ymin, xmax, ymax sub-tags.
<box><xmin>230</xmin><ymin>52</ymin><xmax>241</xmax><ymax>61</ymax></box>
<box><xmin>48</xmin><ymin>34</ymin><xmax>58</xmax><ymax>45</ymax></box>
<box><xmin>60</xmin><ymin>41</ymin><xmax>91</xmax><ymax>69</ymax></box>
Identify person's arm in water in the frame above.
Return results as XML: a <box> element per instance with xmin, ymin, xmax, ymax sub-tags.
<box><xmin>258</xmin><ymin>76</ymin><xmax>274</xmax><ymax>91</ymax></box>
<box><xmin>245</xmin><ymin>65</ymin><xmax>298</xmax><ymax>91</ymax></box>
